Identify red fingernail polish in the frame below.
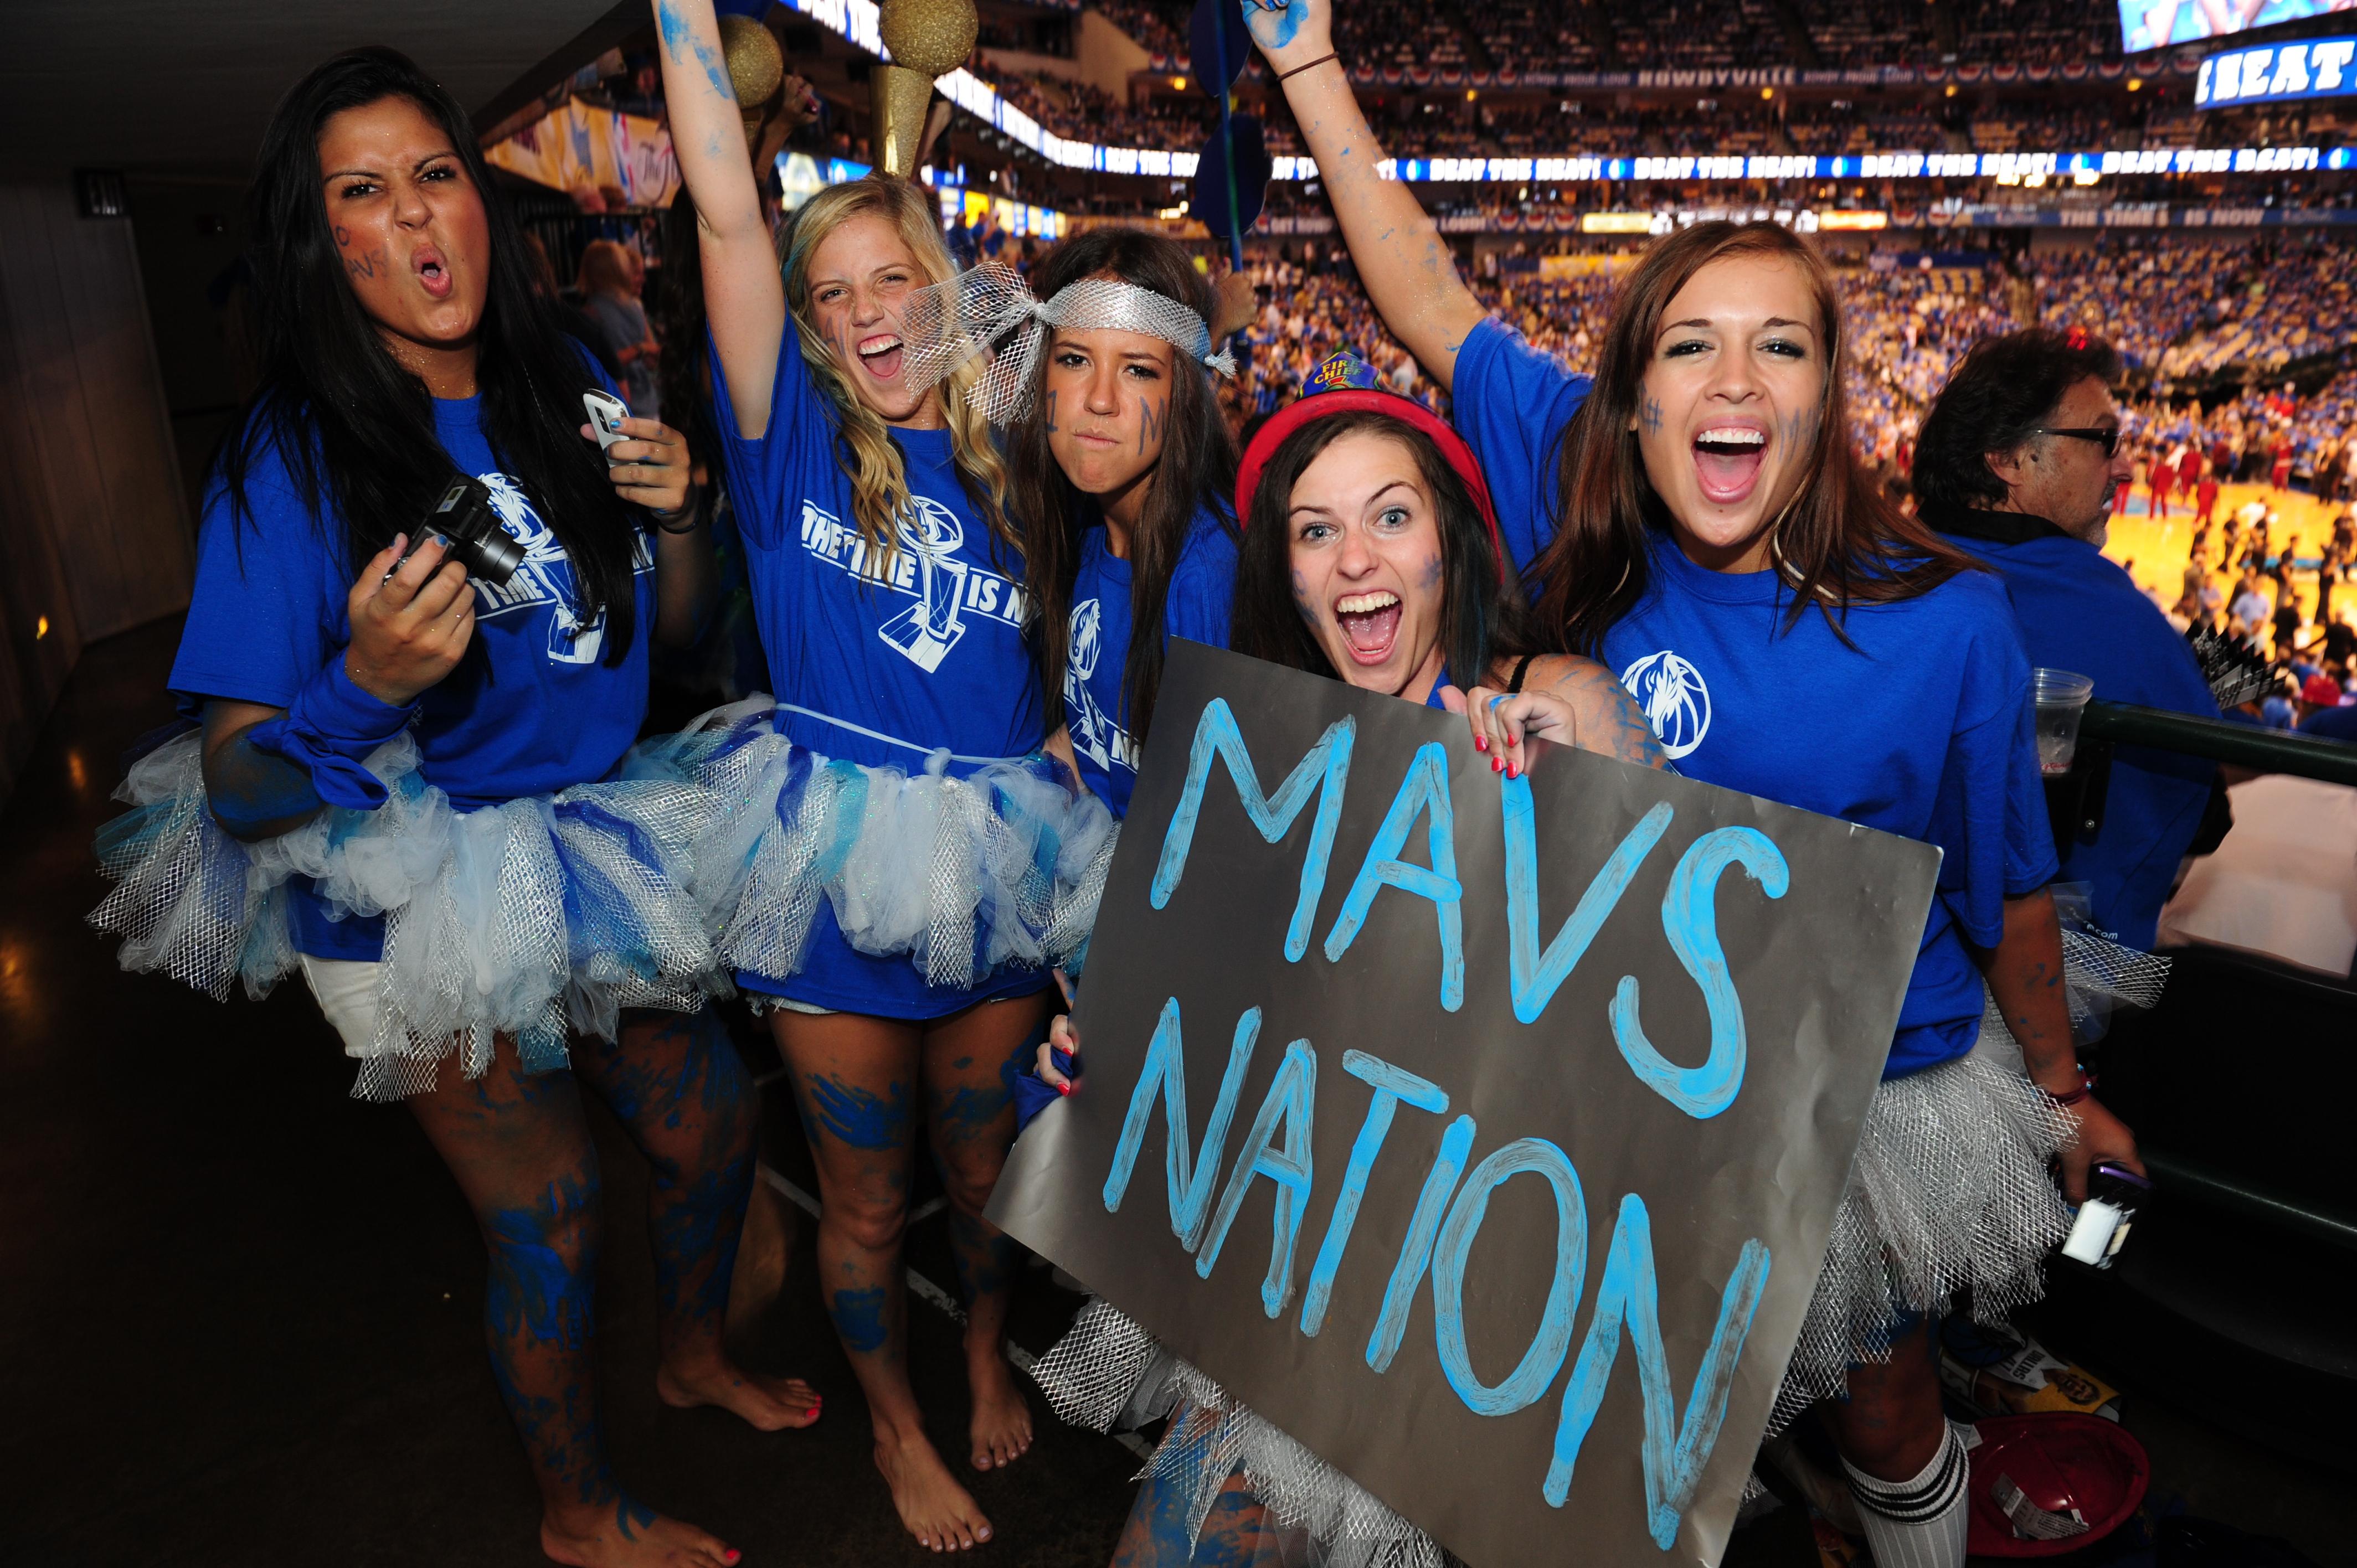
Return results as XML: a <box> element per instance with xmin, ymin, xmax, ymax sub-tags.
<box><xmin>1474</xmin><ymin>735</ymin><xmax>1487</xmax><ymax>752</ymax></box>
<box><xmin>1507</xmin><ymin>763</ymin><xmax>1520</xmax><ymax>780</ymax></box>
<box><xmin>1057</xmin><ymin>1082</ymin><xmax>1071</xmax><ymax>1096</ymax></box>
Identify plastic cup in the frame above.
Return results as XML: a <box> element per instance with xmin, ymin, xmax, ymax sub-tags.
<box><xmin>2034</xmin><ymin>668</ymin><xmax>2095</xmax><ymax>776</ymax></box>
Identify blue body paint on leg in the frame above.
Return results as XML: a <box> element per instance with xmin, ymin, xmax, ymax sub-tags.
<box><xmin>804</xmin><ymin>1074</ymin><xmax>912</xmax><ymax>1150</ymax></box>
<box><xmin>832</xmin><ymin>1285</ymin><xmax>893</xmax><ymax>1353</ymax></box>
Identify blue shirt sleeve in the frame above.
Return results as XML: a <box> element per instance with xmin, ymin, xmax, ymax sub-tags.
<box><xmin>168</xmin><ymin>467</ymin><xmax>348</xmax><ymax>719</ymax></box>
<box><xmin>1926</xmin><ymin>601</ymin><xmax>2060</xmax><ymax>946</ymax></box>
<box><xmin>1449</xmin><ymin>317</ymin><xmax>1593</xmax><ymax>582</ymax></box>
<box><xmin>706</xmin><ymin>321</ymin><xmax>828</xmax><ymax>553</ymax></box>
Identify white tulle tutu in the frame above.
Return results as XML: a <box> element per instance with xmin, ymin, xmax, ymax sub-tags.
<box><xmin>1030</xmin><ymin>1299</ymin><xmax>1443</xmax><ymax>1568</ymax></box>
<box><xmin>90</xmin><ymin>727</ymin><xmax>725</xmax><ymax>1100</ymax></box>
<box><xmin>626</xmin><ymin>698</ymin><xmax>1117</xmax><ymax>994</ymax></box>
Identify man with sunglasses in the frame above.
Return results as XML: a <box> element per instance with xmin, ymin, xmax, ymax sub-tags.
<box><xmin>1912</xmin><ymin>326</ymin><xmax>2225</xmax><ymax>953</ymax></box>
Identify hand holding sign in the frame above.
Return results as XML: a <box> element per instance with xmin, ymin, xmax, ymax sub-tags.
<box><xmin>990</xmin><ymin>644</ymin><xmax>1939</xmax><ymax>1567</ymax></box>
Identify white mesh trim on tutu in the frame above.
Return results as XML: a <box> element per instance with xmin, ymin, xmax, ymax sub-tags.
<box><xmin>897</xmin><ymin>261</ymin><xmax>1237</xmax><ymax>425</ymax></box>
<box><xmin>632</xmin><ymin>697</ymin><xmax>1117</xmax><ymax>992</ymax></box>
<box><xmin>1031</xmin><ymin>1300</ymin><xmax>1448</xmax><ymax>1568</ymax></box>
<box><xmin>89</xmin><ymin>726</ymin><xmax>727</xmax><ymax>1101</ymax></box>
<box><xmin>1768</xmin><ymin>1004</ymin><xmax>2076</xmax><ymax>1434</ymax></box>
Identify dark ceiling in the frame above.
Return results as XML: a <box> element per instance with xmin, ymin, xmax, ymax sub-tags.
<box><xmin>1</xmin><ymin>1</ymin><xmax>640</xmax><ymax>179</ymax></box>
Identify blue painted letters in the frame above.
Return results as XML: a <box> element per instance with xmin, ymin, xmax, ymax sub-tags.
<box><xmin>1610</xmin><ymin>827</ymin><xmax>1789</xmax><ymax>1119</ymax></box>
<box><xmin>1546</xmin><ymin>1195</ymin><xmax>1772</xmax><ymax>1547</ymax></box>
<box><xmin>1196</xmin><ymin>1039</ymin><xmax>1320</xmax><ymax>1317</ymax></box>
<box><xmin>1154</xmin><ymin>700</ymin><xmax>1355</xmax><ymax>962</ymax></box>
<box><xmin>1503</xmin><ymin>782</ymin><xmax>1672</xmax><ymax>1025</ymax></box>
<box><xmin>1366</xmin><ymin>1112</ymin><xmax>1476</xmax><ymax>1373</ymax></box>
<box><xmin>1324</xmin><ymin>742</ymin><xmax>1466</xmax><ymax>1011</ymax></box>
<box><xmin>1299</xmin><ymin>1050</ymin><xmax>1450</xmax><ymax>1337</ymax></box>
<box><xmin>1104</xmin><ymin>999</ymin><xmax>1263</xmax><ymax>1251</ymax></box>
<box><xmin>1432</xmin><ymin>1138</ymin><xmax>1588</xmax><ymax>1416</ymax></box>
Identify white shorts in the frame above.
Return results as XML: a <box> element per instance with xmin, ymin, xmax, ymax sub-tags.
<box><xmin>299</xmin><ymin>954</ymin><xmax>383</xmax><ymax>1057</ymax></box>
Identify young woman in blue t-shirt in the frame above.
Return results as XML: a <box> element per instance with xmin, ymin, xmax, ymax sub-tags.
<box><xmin>1030</xmin><ymin>387</ymin><xmax>1663</xmax><ymax>1567</ymax></box>
<box><xmin>1249</xmin><ymin>11</ymin><xmax>2143</xmax><ymax>1562</ymax></box>
<box><xmin>655</xmin><ymin>2</ymin><xmax>1113</xmax><ymax>1549</ymax></box>
<box><xmin>1007</xmin><ymin>226</ymin><xmax>1245</xmax><ymax>821</ymax></box>
<box><xmin>91</xmin><ymin>48</ymin><xmax>818</xmax><ymax>1567</ymax></box>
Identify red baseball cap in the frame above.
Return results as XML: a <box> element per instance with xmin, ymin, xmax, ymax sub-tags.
<box><xmin>2302</xmin><ymin>675</ymin><xmax>2344</xmax><ymax>706</ymax></box>
<box><xmin>1236</xmin><ymin>362</ymin><xmax>1508</xmax><ymax>585</ymax></box>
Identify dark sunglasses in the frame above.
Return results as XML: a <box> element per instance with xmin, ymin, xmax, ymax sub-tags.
<box><xmin>2030</xmin><ymin>426</ymin><xmax>2122</xmax><ymax>458</ymax></box>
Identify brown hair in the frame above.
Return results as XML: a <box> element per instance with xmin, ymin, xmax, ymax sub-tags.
<box><xmin>1013</xmin><ymin>226</ymin><xmax>1239</xmax><ymax>741</ymax></box>
<box><xmin>1233</xmin><ymin>410</ymin><xmax>1534</xmax><ymax>683</ymax></box>
<box><xmin>1532</xmin><ymin>220</ymin><xmax>1979</xmax><ymax>655</ymax></box>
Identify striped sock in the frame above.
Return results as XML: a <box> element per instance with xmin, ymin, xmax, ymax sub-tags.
<box><xmin>1841</xmin><ymin>1425</ymin><xmax>1969</xmax><ymax>1568</ymax></box>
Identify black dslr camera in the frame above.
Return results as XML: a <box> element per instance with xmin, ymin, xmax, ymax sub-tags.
<box><xmin>389</xmin><ymin>475</ymin><xmax>524</xmax><ymax>587</ymax></box>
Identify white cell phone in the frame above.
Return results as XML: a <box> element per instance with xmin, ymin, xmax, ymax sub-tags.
<box><xmin>584</xmin><ymin>390</ymin><xmax>630</xmax><ymax>465</ymax></box>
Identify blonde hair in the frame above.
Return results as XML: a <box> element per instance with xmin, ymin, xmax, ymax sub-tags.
<box><xmin>780</xmin><ymin>177</ymin><xmax>1014</xmax><ymax>569</ymax></box>
<box><xmin>576</xmin><ymin>238</ymin><xmax>634</xmax><ymax>298</ymax></box>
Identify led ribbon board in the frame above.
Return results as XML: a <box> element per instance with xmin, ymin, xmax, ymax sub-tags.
<box><xmin>779</xmin><ymin>0</ymin><xmax>2349</xmax><ymax>182</ymax></box>
<box><xmin>2195</xmin><ymin>36</ymin><xmax>2357</xmax><ymax>109</ymax></box>
<box><xmin>989</xmin><ymin>643</ymin><xmax>1941</xmax><ymax>1568</ymax></box>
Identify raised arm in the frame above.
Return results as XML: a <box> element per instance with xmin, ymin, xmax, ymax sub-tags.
<box><xmin>1244</xmin><ymin>0</ymin><xmax>1485</xmax><ymax>393</ymax></box>
<box><xmin>652</xmin><ymin>0</ymin><xmax>788</xmax><ymax>437</ymax></box>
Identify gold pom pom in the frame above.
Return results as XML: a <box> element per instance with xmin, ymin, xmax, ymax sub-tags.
<box><xmin>718</xmin><ymin>14</ymin><xmax>785</xmax><ymax>108</ymax></box>
<box><xmin>877</xmin><ymin>0</ymin><xmax>977</xmax><ymax>79</ymax></box>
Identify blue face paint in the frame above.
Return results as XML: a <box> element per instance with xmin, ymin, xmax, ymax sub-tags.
<box><xmin>1504</xmin><ymin>784</ymin><xmax>1672</xmax><ymax>1025</ymax></box>
<box><xmin>1367</xmin><ymin>1113</ymin><xmax>1475</xmax><ymax>1374</ymax></box>
<box><xmin>1152</xmin><ymin>699</ymin><xmax>1356</xmax><ymax>964</ymax></box>
<box><xmin>1323</xmin><ymin>742</ymin><xmax>1465</xmax><ymax>1012</ymax></box>
<box><xmin>802</xmin><ymin>1074</ymin><xmax>911</xmax><ymax>1150</ymax></box>
<box><xmin>1431</xmin><ymin>1138</ymin><xmax>1587</xmax><ymax>1417</ymax></box>
<box><xmin>1104</xmin><ymin>999</ymin><xmax>1263</xmax><ymax>1251</ymax></box>
<box><xmin>831</xmin><ymin>1285</ymin><xmax>893</xmax><ymax>1353</ymax></box>
<box><xmin>1193</xmin><ymin>1039</ymin><xmax>1318</xmax><ymax>1318</ymax></box>
<box><xmin>1299</xmin><ymin>1049</ymin><xmax>1449</xmax><ymax>1338</ymax></box>
<box><xmin>1610</xmin><ymin>825</ymin><xmax>1788</xmax><ymax>1119</ymax></box>
<box><xmin>1545</xmin><ymin>1194</ymin><xmax>1771</xmax><ymax>1546</ymax></box>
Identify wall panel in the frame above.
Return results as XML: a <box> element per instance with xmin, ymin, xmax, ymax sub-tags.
<box><xmin>0</xmin><ymin>178</ymin><xmax>191</xmax><ymax>802</ymax></box>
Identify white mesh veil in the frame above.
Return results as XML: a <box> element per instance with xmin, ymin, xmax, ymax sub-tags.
<box><xmin>898</xmin><ymin>260</ymin><xmax>1237</xmax><ymax>425</ymax></box>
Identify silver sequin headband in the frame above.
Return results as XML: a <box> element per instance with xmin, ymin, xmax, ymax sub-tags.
<box><xmin>898</xmin><ymin>261</ymin><xmax>1237</xmax><ymax>425</ymax></box>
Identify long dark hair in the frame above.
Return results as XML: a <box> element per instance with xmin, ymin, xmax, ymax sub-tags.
<box><xmin>1532</xmin><ymin>221</ymin><xmax>1978</xmax><ymax>656</ymax></box>
<box><xmin>1013</xmin><ymin>227</ymin><xmax>1239</xmax><ymax>741</ymax></box>
<box><xmin>218</xmin><ymin>47</ymin><xmax>640</xmax><ymax>660</ymax></box>
<box><xmin>1233</xmin><ymin>409</ymin><xmax>1534</xmax><ymax>683</ymax></box>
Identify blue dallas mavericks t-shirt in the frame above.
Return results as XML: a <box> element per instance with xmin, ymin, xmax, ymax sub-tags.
<box><xmin>1064</xmin><ymin>503</ymin><xmax>1239</xmax><ymax>817</ymax></box>
<box><xmin>171</xmin><ymin>378</ymin><xmax>657</xmax><ymax>961</ymax></box>
<box><xmin>1935</xmin><ymin>515</ymin><xmax>2220</xmax><ymax>951</ymax></box>
<box><xmin>1453</xmin><ymin>317</ymin><xmax>2057</xmax><ymax>1077</ymax></box>
<box><xmin>709</xmin><ymin>326</ymin><xmax>1048</xmax><ymax>1016</ymax></box>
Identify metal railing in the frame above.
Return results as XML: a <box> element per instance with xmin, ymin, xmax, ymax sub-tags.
<box><xmin>2065</xmin><ymin>700</ymin><xmax>2357</xmax><ymax>1252</ymax></box>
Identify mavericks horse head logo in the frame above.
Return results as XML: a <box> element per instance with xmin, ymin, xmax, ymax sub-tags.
<box><xmin>1618</xmin><ymin>649</ymin><xmax>1712</xmax><ymax>760</ymax></box>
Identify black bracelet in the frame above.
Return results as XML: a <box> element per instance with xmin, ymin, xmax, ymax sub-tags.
<box><xmin>651</xmin><ymin>488</ymin><xmax>702</xmax><ymax>533</ymax></box>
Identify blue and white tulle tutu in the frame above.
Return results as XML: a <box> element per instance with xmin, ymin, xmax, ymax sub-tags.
<box><xmin>626</xmin><ymin>698</ymin><xmax>1117</xmax><ymax>998</ymax></box>
<box><xmin>90</xmin><ymin>727</ymin><xmax>725</xmax><ymax>1100</ymax></box>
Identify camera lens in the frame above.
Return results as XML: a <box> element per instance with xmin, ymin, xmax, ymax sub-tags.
<box><xmin>466</xmin><ymin>527</ymin><xmax>526</xmax><ymax>587</ymax></box>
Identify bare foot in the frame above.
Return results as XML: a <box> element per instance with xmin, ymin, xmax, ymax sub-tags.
<box><xmin>966</xmin><ymin>1342</ymin><xmax>1033</xmax><ymax>1472</ymax></box>
<box><xmin>542</xmin><ymin>1494</ymin><xmax>738</xmax><ymax>1567</ymax></box>
<box><xmin>874</xmin><ymin>1424</ymin><xmax>995</xmax><ymax>1551</ymax></box>
<box><xmin>657</xmin><ymin>1356</ymin><xmax>824</xmax><ymax>1431</ymax></box>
